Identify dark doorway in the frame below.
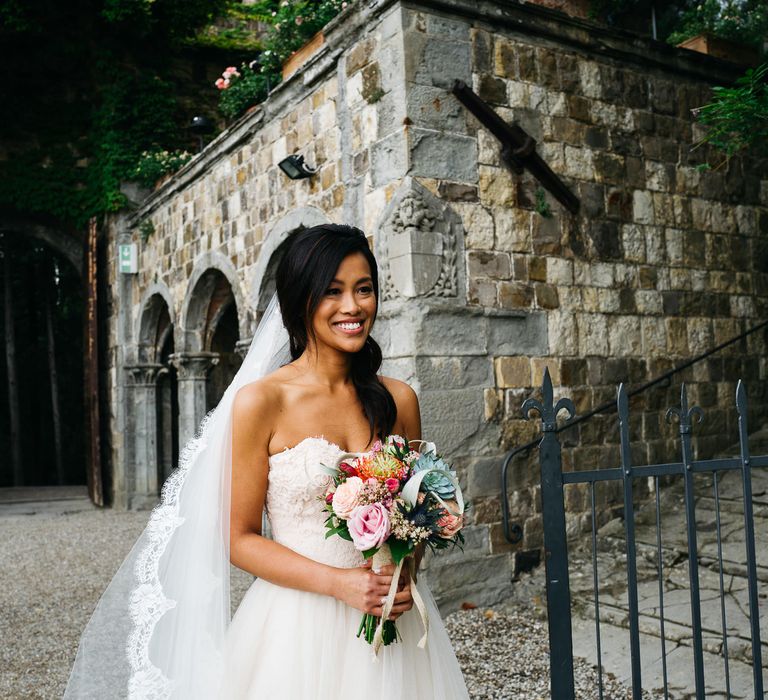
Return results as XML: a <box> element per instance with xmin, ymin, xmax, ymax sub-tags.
<box><xmin>206</xmin><ymin>301</ymin><xmax>241</xmax><ymax>412</ymax></box>
<box><xmin>0</xmin><ymin>233</ymin><xmax>85</xmax><ymax>487</ymax></box>
<box><xmin>157</xmin><ymin>306</ymin><xmax>179</xmax><ymax>484</ymax></box>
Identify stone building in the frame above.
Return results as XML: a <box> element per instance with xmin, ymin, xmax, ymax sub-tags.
<box><xmin>104</xmin><ymin>0</ymin><xmax>768</xmax><ymax>608</ymax></box>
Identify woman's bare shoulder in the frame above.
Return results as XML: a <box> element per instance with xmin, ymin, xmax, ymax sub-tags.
<box><xmin>379</xmin><ymin>375</ymin><xmax>420</xmax><ymax>420</ymax></box>
<box><xmin>233</xmin><ymin>364</ymin><xmax>297</xmax><ymax>415</ymax></box>
<box><xmin>379</xmin><ymin>375</ymin><xmax>421</xmax><ymax>439</ymax></box>
<box><xmin>378</xmin><ymin>375</ymin><xmax>417</xmax><ymax>403</ymax></box>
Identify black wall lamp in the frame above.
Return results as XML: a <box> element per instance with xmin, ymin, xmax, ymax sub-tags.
<box><xmin>278</xmin><ymin>154</ymin><xmax>318</xmax><ymax>180</ymax></box>
<box><xmin>189</xmin><ymin>116</ymin><xmax>215</xmax><ymax>153</ymax></box>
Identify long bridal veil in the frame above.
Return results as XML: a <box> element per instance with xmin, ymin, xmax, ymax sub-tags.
<box><xmin>64</xmin><ymin>294</ymin><xmax>290</xmax><ymax>700</ymax></box>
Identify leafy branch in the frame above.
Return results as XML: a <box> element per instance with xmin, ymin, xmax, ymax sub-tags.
<box><xmin>693</xmin><ymin>62</ymin><xmax>768</xmax><ymax>164</ymax></box>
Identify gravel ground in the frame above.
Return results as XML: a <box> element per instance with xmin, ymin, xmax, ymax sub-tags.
<box><xmin>1</xmin><ymin>507</ymin><xmax>648</xmax><ymax>699</ymax></box>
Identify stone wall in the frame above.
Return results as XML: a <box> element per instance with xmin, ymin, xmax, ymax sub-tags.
<box><xmin>408</xmin><ymin>1</ymin><xmax>768</xmax><ymax>570</ymax></box>
<box><xmin>103</xmin><ymin>0</ymin><xmax>768</xmax><ymax>611</ymax></box>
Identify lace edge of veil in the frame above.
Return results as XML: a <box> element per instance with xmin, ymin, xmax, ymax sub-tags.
<box><xmin>125</xmin><ymin>408</ymin><xmax>216</xmax><ymax>700</ymax></box>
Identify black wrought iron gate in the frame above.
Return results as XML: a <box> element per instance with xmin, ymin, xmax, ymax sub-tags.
<box><xmin>504</xmin><ymin>369</ymin><xmax>766</xmax><ymax>699</ymax></box>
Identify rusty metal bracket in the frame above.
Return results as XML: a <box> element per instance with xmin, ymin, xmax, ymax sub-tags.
<box><xmin>452</xmin><ymin>79</ymin><xmax>580</xmax><ymax>214</ymax></box>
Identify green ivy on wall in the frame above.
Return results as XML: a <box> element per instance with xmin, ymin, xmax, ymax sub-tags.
<box><xmin>0</xmin><ymin>0</ymin><xmax>352</xmax><ymax>229</ymax></box>
<box><xmin>0</xmin><ymin>0</ymin><xmax>230</xmax><ymax>229</ymax></box>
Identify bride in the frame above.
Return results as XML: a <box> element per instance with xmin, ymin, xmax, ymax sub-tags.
<box><xmin>64</xmin><ymin>224</ymin><xmax>469</xmax><ymax>699</ymax></box>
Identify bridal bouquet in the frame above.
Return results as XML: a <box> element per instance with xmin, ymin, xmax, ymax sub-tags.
<box><xmin>321</xmin><ymin>435</ymin><xmax>465</xmax><ymax>653</ymax></box>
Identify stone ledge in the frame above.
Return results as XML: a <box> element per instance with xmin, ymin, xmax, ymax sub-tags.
<box><xmin>403</xmin><ymin>0</ymin><xmax>745</xmax><ymax>84</ymax></box>
<box><xmin>128</xmin><ymin>0</ymin><xmax>399</xmax><ymax>227</ymax></box>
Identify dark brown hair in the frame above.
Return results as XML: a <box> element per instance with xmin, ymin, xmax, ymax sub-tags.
<box><xmin>275</xmin><ymin>224</ymin><xmax>396</xmax><ymax>442</ymax></box>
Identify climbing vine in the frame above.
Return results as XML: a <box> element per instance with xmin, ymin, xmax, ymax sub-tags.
<box><xmin>0</xmin><ymin>0</ymin><xmax>351</xmax><ymax>228</ymax></box>
<box><xmin>0</xmin><ymin>0</ymin><xmax>229</xmax><ymax>228</ymax></box>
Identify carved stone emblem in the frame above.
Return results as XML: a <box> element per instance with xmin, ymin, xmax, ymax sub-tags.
<box><xmin>378</xmin><ymin>180</ymin><xmax>462</xmax><ymax>301</ymax></box>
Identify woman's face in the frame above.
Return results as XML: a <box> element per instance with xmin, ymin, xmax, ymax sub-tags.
<box><xmin>310</xmin><ymin>251</ymin><xmax>377</xmax><ymax>355</ymax></box>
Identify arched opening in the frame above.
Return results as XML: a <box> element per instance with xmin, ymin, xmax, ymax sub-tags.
<box><xmin>156</xmin><ymin>309</ymin><xmax>178</xmax><ymax>484</ymax></box>
<box><xmin>137</xmin><ymin>293</ymin><xmax>178</xmax><ymax>486</ymax></box>
<box><xmin>207</xmin><ymin>300</ymin><xmax>240</xmax><ymax>411</ymax></box>
<box><xmin>0</xmin><ymin>233</ymin><xmax>85</xmax><ymax>487</ymax></box>
<box><xmin>183</xmin><ymin>268</ymin><xmax>242</xmax><ymax>414</ymax></box>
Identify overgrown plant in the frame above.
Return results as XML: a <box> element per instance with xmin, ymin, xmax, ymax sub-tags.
<box><xmin>693</xmin><ymin>62</ymin><xmax>768</xmax><ymax>164</ymax></box>
<box><xmin>260</xmin><ymin>0</ymin><xmax>349</xmax><ymax>71</ymax></box>
<box><xmin>534</xmin><ymin>188</ymin><xmax>553</xmax><ymax>218</ymax></box>
<box><xmin>215</xmin><ymin>63</ymin><xmax>273</xmax><ymax>119</ymax></box>
<box><xmin>132</xmin><ymin>149</ymin><xmax>194</xmax><ymax>188</ymax></box>
<box><xmin>588</xmin><ymin>0</ymin><xmax>768</xmax><ymax>50</ymax></box>
<box><xmin>214</xmin><ymin>0</ymin><xmax>349</xmax><ymax>119</ymax></box>
<box><xmin>666</xmin><ymin>0</ymin><xmax>768</xmax><ymax>49</ymax></box>
<box><xmin>0</xmin><ymin>0</ymin><xmax>228</xmax><ymax>227</ymax></box>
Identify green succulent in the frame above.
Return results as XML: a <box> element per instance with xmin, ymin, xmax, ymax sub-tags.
<box><xmin>412</xmin><ymin>453</ymin><xmax>457</xmax><ymax>501</ymax></box>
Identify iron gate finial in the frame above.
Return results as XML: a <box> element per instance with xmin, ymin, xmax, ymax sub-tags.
<box><xmin>665</xmin><ymin>383</ymin><xmax>704</xmax><ymax>435</ymax></box>
<box><xmin>521</xmin><ymin>366</ymin><xmax>575</xmax><ymax>431</ymax></box>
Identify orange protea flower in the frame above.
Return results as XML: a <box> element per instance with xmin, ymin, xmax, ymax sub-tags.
<box><xmin>354</xmin><ymin>451</ymin><xmax>408</xmax><ymax>482</ymax></box>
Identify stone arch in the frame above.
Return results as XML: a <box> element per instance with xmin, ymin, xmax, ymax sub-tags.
<box><xmin>0</xmin><ymin>220</ymin><xmax>87</xmax><ymax>489</ymax></box>
<box><xmin>249</xmin><ymin>206</ymin><xmax>330</xmax><ymax>320</ymax></box>
<box><xmin>0</xmin><ymin>218</ymin><xmax>83</xmax><ymax>278</ymax></box>
<box><xmin>136</xmin><ymin>283</ymin><xmax>175</xmax><ymax>363</ymax></box>
<box><xmin>129</xmin><ymin>283</ymin><xmax>179</xmax><ymax>496</ymax></box>
<box><xmin>176</xmin><ymin>255</ymin><xmax>245</xmax><ymax>434</ymax></box>
<box><xmin>180</xmin><ymin>252</ymin><xmax>247</xmax><ymax>352</ymax></box>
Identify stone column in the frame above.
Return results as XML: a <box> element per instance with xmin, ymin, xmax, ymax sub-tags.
<box><xmin>169</xmin><ymin>352</ymin><xmax>219</xmax><ymax>448</ymax></box>
<box><xmin>235</xmin><ymin>338</ymin><xmax>252</xmax><ymax>360</ymax></box>
<box><xmin>125</xmin><ymin>363</ymin><xmax>166</xmax><ymax>506</ymax></box>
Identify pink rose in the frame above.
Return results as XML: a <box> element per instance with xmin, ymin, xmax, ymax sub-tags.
<box><xmin>437</xmin><ymin>501</ymin><xmax>463</xmax><ymax>539</ymax></box>
<box><xmin>347</xmin><ymin>503</ymin><xmax>391</xmax><ymax>551</ymax></box>
<box><xmin>331</xmin><ymin>476</ymin><xmax>363</xmax><ymax>519</ymax></box>
<box><xmin>215</xmin><ymin>78</ymin><xmax>227</xmax><ymax>90</ymax></box>
<box><xmin>225</xmin><ymin>66</ymin><xmax>238</xmax><ymax>74</ymax></box>
<box><xmin>385</xmin><ymin>478</ymin><xmax>399</xmax><ymax>493</ymax></box>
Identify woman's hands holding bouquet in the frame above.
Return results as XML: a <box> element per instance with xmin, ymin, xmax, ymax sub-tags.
<box><xmin>335</xmin><ymin>560</ymin><xmax>413</xmax><ymax>621</ymax></box>
<box><xmin>321</xmin><ymin>434</ymin><xmax>466</xmax><ymax>651</ymax></box>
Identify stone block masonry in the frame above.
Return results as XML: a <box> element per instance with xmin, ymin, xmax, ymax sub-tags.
<box><xmin>443</xmin><ymin>0</ymin><xmax>768</xmax><ymax>584</ymax></box>
<box><xmin>102</xmin><ymin>0</ymin><xmax>768</xmax><ymax>611</ymax></box>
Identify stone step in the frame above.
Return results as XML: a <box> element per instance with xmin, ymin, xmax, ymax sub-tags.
<box><xmin>0</xmin><ymin>486</ymin><xmax>94</xmax><ymax>517</ymax></box>
<box><xmin>572</xmin><ymin>603</ymin><xmax>767</xmax><ymax>699</ymax></box>
<box><xmin>566</xmin><ymin>427</ymin><xmax>768</xmax><ymax>697</ymax></box>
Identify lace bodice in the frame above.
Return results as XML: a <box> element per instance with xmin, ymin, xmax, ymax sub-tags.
<box><xmin>266</xmin><ymin>436</ymin><xmax>365</xmax><ymax>568</ymax></box>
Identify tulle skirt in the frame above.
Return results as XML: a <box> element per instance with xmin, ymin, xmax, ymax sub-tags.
<box><xmin>220</xmin><ymin>577</ymin><xmax>470</xmax><ymax>699</ymax></box>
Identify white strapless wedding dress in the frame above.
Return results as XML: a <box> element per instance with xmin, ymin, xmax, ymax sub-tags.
<box><xmin>219</xmin><ymin>436</ymin><xmax>470</xmax><ymax>699</ymax></box>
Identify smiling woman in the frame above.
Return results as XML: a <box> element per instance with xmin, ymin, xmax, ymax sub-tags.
<box><xmin>315</xmin><ymin>255</ymin><xmax>376</xmax><ymax>339</ymax></box>
<box><xmin>64</xmin><ymin>224</ymin><xmax>469</xmax><ymax>699</ymax></box>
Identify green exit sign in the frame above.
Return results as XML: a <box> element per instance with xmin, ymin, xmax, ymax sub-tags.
<box><xmin>119</xmin><ymin>243</ymin><xmax>138</xmax><ymax>274</ymax></box>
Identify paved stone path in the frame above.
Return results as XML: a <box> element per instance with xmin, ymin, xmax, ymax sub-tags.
<box><xmin>568</xmin><ymin>429</ymin><xmax>768</xmax><ymax>698</ymax></box>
